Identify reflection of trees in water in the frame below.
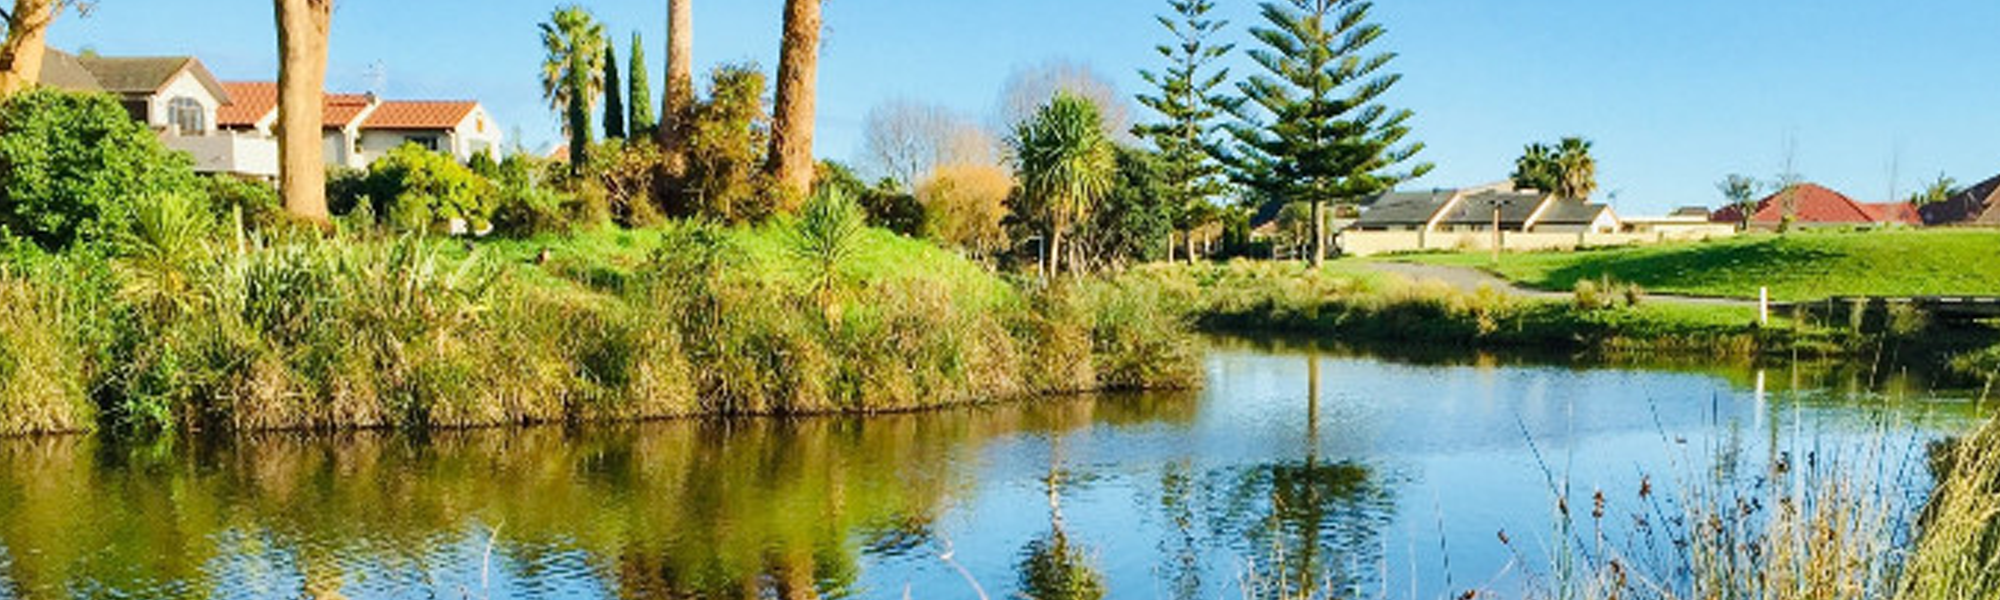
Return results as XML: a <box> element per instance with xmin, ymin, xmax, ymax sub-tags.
<box><xmin>0</xmin><ymin>393</ymin><xmax>1197</xmax><ymax>599</ymax></box>
<box><xmin>1016</xmin><ymin>431</ymin><xmax>1106</xmax><ymax>600</ymax></box>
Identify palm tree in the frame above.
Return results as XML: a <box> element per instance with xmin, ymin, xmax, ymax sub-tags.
<box><xmin>1553</xmin><ymin>137</ymin><xmax>1598</xmax><ymax>201</ymax></box>
<box><xmin>1511</xmin><ymin>143</ymin><xmax>1557</xmax><ymax>193</ymax></box>
<box><xmin>660</xmin><ymin>0</ymin><xmax>694</xmax><ymax>155</ymax></box>
<box><xmin>1011</xmin><ymin>92</ymin><xmax>1117</xmax><ymax>276</ymax></box>
<box><xmin>540</xmin><ymin>5</ymin><xmax>606</xmax><ymax>175</ymax></box>
<box><xmin>767</xmin><ymin>0</ymin><xmax>823</xmax><ymax>206</ymax></box>
<box><xmin>274</xmin><ymin>0</ymin><xmax>334</xmax><ymax>223</ymax></box>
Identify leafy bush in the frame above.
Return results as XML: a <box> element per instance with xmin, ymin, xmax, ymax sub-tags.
<box><xmin>0</xmin><ymin>89</ymin><xmax>201</xmax><ymax>250</ymax></box>
<box><xmin>917</xmin><ymin>163</ymin><xmax>1013</xmax><ymax>258</ymax></box>
<box><xmin>666</xmin><ymin>63</ymin><xmax>775</xmax><ymax>223</ymax></box>
<box><xmin>359</xmin><ymin>144</ymin><xmax>500</xmax><ymax>233</ymax></box>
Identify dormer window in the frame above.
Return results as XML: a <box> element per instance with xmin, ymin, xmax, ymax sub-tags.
<box><xmin>167</xmin><ymin>97</ymin><xmax>205</xmax><ymax>134</ymax></box>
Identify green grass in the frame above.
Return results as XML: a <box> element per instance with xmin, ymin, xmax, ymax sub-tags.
<box><xmin>1391</xmin><ymin>229</ymin><xmax>2000</xmax><ymax>301</ymax></box>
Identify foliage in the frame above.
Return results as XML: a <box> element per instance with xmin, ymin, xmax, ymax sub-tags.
<box><xmin>1136</xmin><ymin>0</ymin><xmax>1237</xmax><ymax>254</ymax></box>
<box><xmin>628</xmin><ymin>31</ymin><xmax>656</xmax><ymax>136</ymax></box>
<box><xmin>997</xmin><ymin>59</ymin><xmax>1132</xmax><ymax>139</ymax></box>
<box><xmin>787</xmin><ymin>188</ymin><xmax>868</xmax><ymax>312</ymax></box>
<box><xmin>1078</xmin><ymin>146</ymin><xmax>1174</xmax><ymax>269</ymax></box>
<box><xmin>1017</xmin><ymin>532</ymin><xmax>1107</xmax><ymax>600</ymax></box>
<box><xmin>0</xmin><ymin>266</ymin><xmax>96</xmax><ymax>434</ymax></box>
<box><xmin>489</xmin><ymin>153</ymin><xmax>600</xmax><ymax>236</ymax></box>
<box><xmin>818</xmin><ymin>160</ymin><xmax>924</xmax><ymax>235</ymax></box>
<box><xmin>1910</xmin><ymin>173</ymin><xmax>1957</xmax><ymax>206</ymax></box>
<box><xmin>582</xmin><ymin>139</ymin><xmax>664</xmax><ymax>226</ymax></box>
<box><xmin>861</xmin><ymin>99</ymin><xmax>997</xmax><ymax>190</ymax></box>
<box><xmin>917</xmin><ymin>163</ymin><xmax>1014</xmax><ymax>258</ymax></box>
<box><xmin>1717</xmin><ymin>173</ymin><xmax>1764</xmax><ymax>226</ymax></box>
<box><xmin>668</xmin><ymin>63</ymin><xmax>774</xmax><ymax>223</ymax></box>
<box><xmin>1513</xmin><ymin>137</ymin><xmax>1597</xmax><ymax>199</ymax></box>
<box><xmin>1011</xmin><ymin>92</ymin><xmax>1118</xmax><ymax>274</ymax></box>
<box><xmin>539</xmin><ymin>5</ymin><xmax>607</xmax><ymax>173</ymax></box>
<box><xmin>602</xmin><ymin>36</ymin><xmax>626</xmax><ymax>139</ymax></box>
<box><xmin>356</xmin><ymin>144</ymin><xmax>499</xmax><ymax>233</ymax></box>
<box><xmin>0</xmin><ymin>89</ymin><xmax>201</xmax><ymax>251</ymax></box>
<box><xmin>1224</xmin><ymin>0</ymin><xmax>1431</xmax><ymax>264</ymax></box>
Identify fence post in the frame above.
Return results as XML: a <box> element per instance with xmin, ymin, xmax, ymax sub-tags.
<box><xmin>1759</xmin><ymin>287</ymin><xmax>1770</xmax><ymax>326</ymax></box>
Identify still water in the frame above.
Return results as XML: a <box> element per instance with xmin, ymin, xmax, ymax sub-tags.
<box><xmin>0</xmin><ymin>338</ymin><xmax>1983</xmax><ymax>599</ymax></box>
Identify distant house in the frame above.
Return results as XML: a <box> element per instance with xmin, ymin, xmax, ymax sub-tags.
<box><xmin>1340</xmin><ymin>182</ymin><xmax>1732</xmax><ymax>256</ymax></box>
<box><xmin>1920</xmin><ymin>173</ymin><xmax>2000</xmax><ymax>227</ymax></box>
<box><xmin>219</xmin><ymin>81</ymin><xmax>503</xmax><ymax>169</ymax></box>
<box><xmin>38</xmin><ymin>49</ymin><xmax>278</xmax><ymax>177</ymax></box>
<box><xmin>1711</xmin><ymin>183</ymin><xmax>1921</xmax><ymax>229</ymax></box>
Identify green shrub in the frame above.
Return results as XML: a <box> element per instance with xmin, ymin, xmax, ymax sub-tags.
<box><xmin>0</xmin><ymin>89</ymin><xmax>201</xmax><ymax>250</ymax></box>
<box><xmin>354</xmin><ymin>144</ymin><xmax>499</xmax><ymax>234</ymax></box>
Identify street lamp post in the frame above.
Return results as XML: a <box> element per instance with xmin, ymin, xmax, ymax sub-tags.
<box><xmin>1490</xmin><ymin>197</ymin><xmax>1513</xmax><ymax>266</ymax></box>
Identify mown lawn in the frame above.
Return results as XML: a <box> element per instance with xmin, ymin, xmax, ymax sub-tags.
<box><xmin>1390</xmin><ymin>229</ymin><xmax>2000</xmax><ymax>301</ymax></box>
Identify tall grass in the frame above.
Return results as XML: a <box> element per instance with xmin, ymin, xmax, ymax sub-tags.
<box><xmin>0</xmin><ymin>268</ymin><xmax>95</xmax><ymax>434</ymax></box>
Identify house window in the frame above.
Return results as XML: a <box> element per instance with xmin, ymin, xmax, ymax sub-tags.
<box><xmin>167</xmin><ymin>97</ymin><xmax>204</xmax><ymax>134</ymax></box>
<box><xmin>410</xmin><ymin>135</ymin><xmax>441</xmax><ymax>152</ymax></box>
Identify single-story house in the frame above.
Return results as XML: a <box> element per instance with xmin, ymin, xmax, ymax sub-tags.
<box><xmin>1623</xmin><ymin>207</ymin><xmax>1735</xmax><ymax>237</ymax></box>
<box><xmin>1920</xmin><ymin>173</ymin><xmax>2000</xmax><ymax>227</ymax></box>
<box><xmin>1340</xmin><ymin>182</ymin><xmax>1732</xmax><ymax>257</ymax></box>
<box><xmin>1710</xmin><ymin>183</ymin><xmax>1921</xmax><ymax>229</ymax></box>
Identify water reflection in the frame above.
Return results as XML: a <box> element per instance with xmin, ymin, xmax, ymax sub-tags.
<box><xmin>0</xmin><ymin>342</ymin><xmax>1982</xmax><ymax>600</ymax></box>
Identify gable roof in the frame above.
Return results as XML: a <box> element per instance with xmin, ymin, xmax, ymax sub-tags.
<box><xmin>363</xmin><ymin>101</ymin><xmax>478</xmax><ymax>130</ymax></box>
<box><xmin>1921</xmin><ymin>173</ymin><xmax>2000</xmax><ymax>226</ymax></box>
<box><xmin>1355</xmin><ymin>189</ymin><xmax>1458</xmax><ymax>227</ymax></box>
<box><xmin>1711</xmin><ymin>183</ymin><xmax>1883</xmax><ymax>225</ymax></box>
<box><xmin>37</xmin><ymin>49</ymin><xmax>102</xmax><ymax>91</ymax></box>
<box><xmin>1534</xmin><ymin>199</ymin><xmax>1612</xmax><ymax>225</ymax></box>
<box><xmin>1437</xmin><ymin>191</ymin><xmax>1546</xmax><ymax>226</ymax></box>
<box><xmin>73</xmin><ymin>53</ymin><xmax>230</xmax><ymax>104</ymax></box>
<box><xmin>1864</xmin><ymin>202</ymin><xmax>1923</xmax><ymax>226</ymax></box>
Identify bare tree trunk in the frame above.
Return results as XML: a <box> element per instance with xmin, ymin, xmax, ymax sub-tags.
<box><xmin>0</xmin><ymin>0</ymin><xmax>60</xmax><ymax>96</ymax></box>
<box><xmin>766</xmin><ymin>0</ymin><xmax>821</xmax><ymax>206</ymax></box>
<box><xmin>659</xmin><ymin>0</ymin><xmax>692</xmax><ymax>155</ymax></box>
<box><xmin>275</xmin><ymin>0</ymin><xmax>333</xmax><ymax>224</ymax></box>
<box><xmin>1308</xmin><ymin>200</ymin><xmax>1326</xmax><ymax>267</ymax></box>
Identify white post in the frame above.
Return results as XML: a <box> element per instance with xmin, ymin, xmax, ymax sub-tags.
<box><xmin>1759</xmin><ymin>287</ymin><xmax>1770</xmax><ymax>325</ymax></box>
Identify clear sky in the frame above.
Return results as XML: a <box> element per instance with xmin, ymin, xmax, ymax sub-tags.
<box><xmin>48</xmin><ymin>1</ymin><xmax>2000</xmax><ymax>215</ymax></box>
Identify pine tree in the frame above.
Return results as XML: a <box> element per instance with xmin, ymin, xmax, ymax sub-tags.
<box><xmin>603</xmin><ymin>38</ymin><xmax>626</xmax><ymax>139</ymax></box>
<box><xmin>1225</xmin><ymin>0</ymin><xmax>1430</xmax><ymax>266</ymax></box>
<box><xmin>628</xmin><ymin>32</ymin><xmax>657</xmax><ymax>137</ymax></box>
<box><xmin>1136</xmin><ymin>0</ymin><xmax>1236</xmax><ymax>264</ymax></box>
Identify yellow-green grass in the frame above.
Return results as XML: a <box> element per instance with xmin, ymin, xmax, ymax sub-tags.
<box><xmin>1387</xmin><ymin>229</ymin><xmax>2000</xmax><ymax>302</ymax></box>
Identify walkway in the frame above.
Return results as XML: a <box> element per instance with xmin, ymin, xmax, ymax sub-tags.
<box><xmin>1357</xmin><ymin>261</ymin><xmax>1758</xmax><ymax>308</ymax></box>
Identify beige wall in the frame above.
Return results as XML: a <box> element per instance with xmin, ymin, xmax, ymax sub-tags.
<box><xmin>149</xmin><ymin>71</ymin><xmax>221</xmax><ymax>135</ymax></box>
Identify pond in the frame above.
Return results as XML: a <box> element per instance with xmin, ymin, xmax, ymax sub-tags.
<box><xmin>0</xmin><ymin>338</ymin><xmax>1983</xmax><ymax>599</ymax></box>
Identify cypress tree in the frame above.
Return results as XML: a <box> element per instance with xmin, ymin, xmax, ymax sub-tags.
<box><xmin>1225</xmin><ymin>0</ymin><xmax>1431</xmax><ymax>266</ymax></box>
<box><xmin>603</xmin><ymin>38</ymin><xmax>626</xmax><ymax>139</ymax></box>
<box><xmin>628</xmin><ymin>32</ymin><xmax>657</xmax><ymax>136</ymax></box>
<box><xmin>1136</xmin><ymin>0</ymin><xmax>1236</xmax><ymax>263</ymax></box>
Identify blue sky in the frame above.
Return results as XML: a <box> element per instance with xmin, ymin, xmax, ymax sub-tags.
<box><xmin>48</xmin><ymin>1</ymin><xmax>2000</xmax><ymax>215</ymax></box>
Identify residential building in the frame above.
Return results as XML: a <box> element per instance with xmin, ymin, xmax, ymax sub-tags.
<box><xmin>1341</xmin><ymin>183</ymin><xmax>1731</xmax><ymax>257</ymax></box>
<box><xmin>219</xmin><ymin>81</ymin><xmax>503</xmax><ymax>169</ymax></box>
<box><xmin>1920</xmin><ymin>173</ymin><xmax>2000</xmax><ymax>227</ymax></box>
<box><xmin>38</xmin><ymin>49</ymin><xmax>279</xmax><ymax>177</ymax></box>
<box><xmin>1710</xmin><ymin>183</ymin><xmax>1921</xmax><ymax>229</ymax></box>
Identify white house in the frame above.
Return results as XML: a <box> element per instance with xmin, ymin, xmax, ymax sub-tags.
<box><xmin>219</xmin><ymin>82</ymin><xmax>503</xmax><ymax>169</ymax></box>
<box><xmin>40</xmin><ymin>49</ymin><xmax>280</xmax><ymax>177</ymax></box>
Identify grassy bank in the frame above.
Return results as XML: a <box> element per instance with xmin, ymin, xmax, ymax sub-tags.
<box><xmin>1395</xmin><ymin>229</ymin><xmax>2000</xmax><ymax>301</ymax></box>
<box><xmin>1116</xmin><ymin>260</ymin><xmax>1871</xmax><ymax>357</ymax></box>
<box><xmin>0</xmin><ymin>220</ymin><xmax>1199</xmax><ymax>435</ymax></box>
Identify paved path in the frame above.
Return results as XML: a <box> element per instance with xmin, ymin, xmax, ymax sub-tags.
<box><xmin>1358</xmin><ymin>261</ymin><xmax>1759</xmax><ymax>307</ymax></box>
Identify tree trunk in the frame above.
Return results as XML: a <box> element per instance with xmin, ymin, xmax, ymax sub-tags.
<box><xmin>766</xmin><ymin>0</ymin><xmax>822</xmax><ymax>206</ymax></box>
<box><xmin>1185</xmin><ymin>229</ymin><xmax>1197</xmax><ymax>265</ymax></box>
<box><xmin>0</xmin><ymin>0</ymin><xmax>58</xmax><ymax>96</ymax></box>
<box><xmin>1046</xmin><ymin>228</ymin><xmax>1063</xmax><ymax>277</ymax></box>
<box><xmin>275</xmin><ymin>0</ymin><xmax>334</xmax><ymax>224</ymax></box>
<box><xmin>1308</xmin><ymin>200</ymin><xmax>1326</xmax><ymax>267</ymax></box>
<box><xmin>659</xmin><ymin>0</ymin><xmax>693</xmax><ymax>149</ymax></box>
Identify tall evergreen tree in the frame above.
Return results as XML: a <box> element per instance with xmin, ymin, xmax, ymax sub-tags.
<box><xmin>603</xmin><ymin>38</ymin><xmax>626</xmax><ymax>139</ymax></box>
<box><xmin>1136</xmin><ymin>0</ymin><xmax>1236</xmax><ymax>264</ymax></box>
<box><xmin>1225</xmin><ymin>0</ymin><xmax>1430</xmax><ymax>266</ymax></box>
<box><xmin>628</xmin><ymin>32</ymin><xmax>656</xmax><ymax>136</ymax></box>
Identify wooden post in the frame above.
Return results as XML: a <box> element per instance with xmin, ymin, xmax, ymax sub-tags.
<box><xmin>1759</xmin><ymin>287</ymin><xmax>1770</xmax><ymax>325</ymax></box>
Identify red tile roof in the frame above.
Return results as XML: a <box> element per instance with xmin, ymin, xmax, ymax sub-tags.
<box><xmin>363</xmin><ymin>101</ymin><xmax>477</xmax><ymax>130</ymax></box>
<box><xmin>1711</xmin><ymin>183</ymin><xmax>1895</xmax><ymax>225</ymax></box>
<box><xmin>1863</xmin><ymin>202</ymin><xmax>1923</xmax><ymax>226</ymax></box>
<box><xmin>218</xmin><ymin>81</ymin><xmax>377</xmax><ymax>130</ymax></box>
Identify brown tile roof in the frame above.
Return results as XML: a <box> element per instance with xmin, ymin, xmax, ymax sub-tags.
<box><xmin>1921</xmin><ymin>173</ymin><xmax>2000</xmax><ymax>226</ymax></box>
<box><xmin>219</xmin><ymin>81</ymin><xmax>375</xmax><ymax>130</ymax></box>
<box><xmin>362</xmin><ymin>101</ymin><xmax>476</xmax><ymax>130</ymax></box>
